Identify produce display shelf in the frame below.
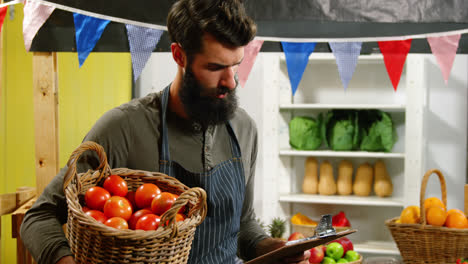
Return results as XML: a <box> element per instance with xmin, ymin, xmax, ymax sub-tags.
<box><xmin>354</xmin><ymin>240</ymin><xmax>400</xmax><ymax>255</ymax></box>
<box><xmin>279</xmin><ymin>193</ymin><xmax>404</xmax><ymax>207</ymax></box>
<box><xmin>279</xmin><ymin>104</ymin><xmax>406</xmax><ymax>112</ymax></box>
<box><xmin>279</xmin><ymin>149</ymin><xmax>405</xmax><ymax>159</ymax></box>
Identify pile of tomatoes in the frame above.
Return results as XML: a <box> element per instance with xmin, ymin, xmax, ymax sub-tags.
<box><xmin>82</xmin><ymin>174</ymin><xmax>186</xmax><ymax>230</ymax></box>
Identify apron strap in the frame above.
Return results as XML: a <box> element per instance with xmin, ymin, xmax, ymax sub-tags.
<box><xmin>160</xmin><ymin>86</ymin><xmax>171</xmax><ymax>162</ymax></box>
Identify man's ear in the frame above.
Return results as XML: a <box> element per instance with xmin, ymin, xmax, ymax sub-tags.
<box><xmin>171</xmin><ymin>43</ymin><xmax>186</xmax><ymax>67</ymax></box>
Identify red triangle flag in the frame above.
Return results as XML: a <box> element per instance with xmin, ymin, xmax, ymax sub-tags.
<box><xmin>0</xmin><ymin>6</ymin><xmax>7</xmax><ymax>33</ymax></box>
<box><xmin>378</xmin><ymin>39</ymin><xmax>412</xmax><ymax>91</ymax></box>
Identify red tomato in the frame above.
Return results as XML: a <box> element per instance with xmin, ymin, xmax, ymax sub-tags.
<box><xmin>103</xmin><ymin>175</ymin><xmax>128</xmax><ymax>197</ymax></box>
<box><xmin>103</xmin><ymin>196</ymin><xmax>133</xmax><ymax>221</ymax></box>
<box><xmin>172</xmin><ymin>194</ymin><xmax>186</xmax><ymax>214</ymax></box>
<box><xmin>151</xmin><ymin>192</ymin><xmax>177</xmax><ymax>216</ymax></box>
<box><xmin>135</xmin><ymin>214</ymin><xmax>160</xmax><ymax>231</ymax></box>
<box><xmin>85</xmin><ymin>186</ymin><xmax>111</xmax><ymax>211</ymax></box>
<box><xmin>82</xmin><ymin>206</ymin><xmax>91</xmax><ymax>213</ymax></box>
<box><xmin>135</xmin><ymin>183</ymin><xmax>161</xmax><ymax>209</ymax></box>
<box><xmin>104</xmin><ymin>217</ymin><xmax>129</xmax><ymax>229</ymax></box>
<box><xmin>176</xmin><ymin>213</ymin><xmax>186</xmax><ymax>222</ymax></box>
<box><xmin>125</xmin><ymin>191</ymin><xmax>137</xmax><ymax>209</ymax></box>
<box><xmin>85</xmin><ymin>210</ymin><xmax>108</xmax><ymax>224</ymax></box>
<box><xmin>128</xmin><ymin>208</ymin><xmax>153</xmax><ymax>230</ymax></box>
<box><xmin>164</xmin><ymin>213</ymin><xmax>186</xmax><ymax>226</ymax></box>
<box><xmin>122</xmin><ymin>197</ymin><xmax>134</xmax><ymax>212</ymax></box>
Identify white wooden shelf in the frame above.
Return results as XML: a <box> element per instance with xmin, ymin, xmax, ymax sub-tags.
<box><xmin>279</xmin><ymin>193</ymin><xmax>404</xmax><ymax>207</ymax></box>
<box><xmin>354</xmin><ymin>240</ymin><xmax>400</xmax><ymax>255</ymax></box>
<box><xmin>279</xmin><ymin>149</ymin><xmax>405</xmax><ymax>159</ymax></box>
<box><xmin>279</xmin><ymin>104</ymin><xmax>406</xmax><ymax>112</ymax></box>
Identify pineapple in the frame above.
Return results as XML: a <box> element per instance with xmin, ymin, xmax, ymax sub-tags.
<box><xmin>256</xmin><ymin>217</ymin><xmax>267</xmax><ymax>233</ymax></box>
<box><xmin>268</xmin><ymin>217</ymin><xmax>286</xmax><ymax>238</ymax></box>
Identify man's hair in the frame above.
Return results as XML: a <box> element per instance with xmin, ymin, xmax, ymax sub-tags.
<box><xmin>167</xmin><ymin>0</ymin><xmax>257</xmax><ymax>59</ymax></box>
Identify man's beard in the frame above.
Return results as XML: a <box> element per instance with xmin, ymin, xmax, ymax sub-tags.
<box><xmin>179</xmin><ymin>67</ymin><xmax>239</xmax><ymax>128</ymax></box>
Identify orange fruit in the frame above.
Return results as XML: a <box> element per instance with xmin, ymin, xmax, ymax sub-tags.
<box><xmin>423</xmin><ymin>197</ymin><xmax>446</xmax><ymax>211</ymax></box>
<box><xmin>447</xmin><ymin>208</ymin><xmax>464</xmax><ymax>215</ymax></box>
<box><xmin>445</xmin><ymin>210</ymin><xmax>468</xmax><ymax>229</ymax></box>
<box><xmin>426</xmin><ymin>206</ymin><xmax>447</xmax><ymax>226</ymax></box>
<box><xmin>400</xmin><ymin>206</ymin><xmax>420</xmax><ymax>224</ymax></box>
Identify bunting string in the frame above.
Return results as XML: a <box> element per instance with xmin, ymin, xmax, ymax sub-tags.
<box><xmin>2</xmin><ymin>0</ymin><xmax>467</xmax><ymax>92</ymax></box>
<box><xmin>28</xmin><ymin>0</ymin><xmax>167</xmax><ymax>31</ymax></box>
<box><xmin>0</xmin><ymin>0</ymin><xmax>23</xmax><ymax>8</ymax></box>
<box><xmin>25</xmin><ymin>0</ymin><xmax>468</xmax><ymax>43</ymax></box>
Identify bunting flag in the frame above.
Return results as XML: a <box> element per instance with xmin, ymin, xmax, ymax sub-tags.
<box><xmin>126</xmin><ymin>25</ymin><xmax>163</xmax><ymax>82</ymax></box>
<box><xmin>0</xmin><ymin>6</ymin><xmax>7</xmax><ymax>33</ymax></box>
<box><xmin>329</xmin><ymin>42</ymin><xmax>363</xmax><ymax>90</ymax></box>
<box><xmin>427</xmin><ymin>34</ymin><xmax>461</xmax><ymax>85</ymax></box>
<box><xmin>281</xmin><ymin>42</ymin><xmax>317</xmax><ymax>95</ymax></box>
<box><xmin>378</xmin><ymin>39</ymin><xmax>412</xmax><ymax>91</ymax></box>
<box><xmin>238</xmin><ymin>39</ymin><xmax>264</xmax><ymax>87</ymax></box>
<box><xmin>23</xmin><ymin>1</ymin><xmax>55</xmax><ymax>51</ymax></box>
<box><xmin>73</xmin><ymin>13</ymin><xmax>110</xmax><ymax>67</ymax></box>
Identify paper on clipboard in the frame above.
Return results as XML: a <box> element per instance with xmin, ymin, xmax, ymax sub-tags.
<box><xmin>244</xmin><ymin>229</ymin><xmax>357</xmax><ymax>264</ymax></box>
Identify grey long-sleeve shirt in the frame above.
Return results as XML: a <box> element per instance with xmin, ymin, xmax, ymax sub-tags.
<box><xmin>20</xmin><ymin>90</ymin><xmax>269</xmax><ymax>264</ymax></box>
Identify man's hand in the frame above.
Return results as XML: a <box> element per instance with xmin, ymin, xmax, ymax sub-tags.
<box><xmin>56</xmin><ymin>256</ymin><xmax>76</xmax><ymax>264</ymax></box>
<box><xmin>256</xmin><ymin>237</ymin><xmax>310</xmax><ymax>264</ymax></box>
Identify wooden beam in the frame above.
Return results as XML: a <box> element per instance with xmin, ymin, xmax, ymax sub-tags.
<box><xmin>0</xmin><ymin>187</ymin><xmax>36</xmax><ymax>215</ymax></box>
<box><xmin>32</xmin><ymin>52</ymin><xmax>59</xmax><ymax>195</ymax></box>
<box><xmin>12</xmin><ymin>197</ymin><xmax>37</xmax><ymax>264</ymax></box>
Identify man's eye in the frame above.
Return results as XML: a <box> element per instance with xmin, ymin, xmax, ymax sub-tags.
<box><xmin>208</xmin><ymin>66</ymin><xmax>223</xmax><ymax>71</ymax></box>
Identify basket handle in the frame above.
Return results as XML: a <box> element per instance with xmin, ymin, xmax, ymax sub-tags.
<box><xmin>419</xmin><ymin>169</ymin><xmax>447</xmax><ymax>225</ymax></box>
<box><xmin>63</xmin><ymin>141</ymin><xmax>111</xmax><ymax>192</ymax></box>
<box><xmin>160</xmin><ymin>187</ymin><xmax>207</xmax><ymax>240</ymax></box>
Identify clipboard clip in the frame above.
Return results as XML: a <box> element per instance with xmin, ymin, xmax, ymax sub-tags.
<box><xmin>315</xmin><ymin>214</ymin><xmax>337</xmax><ymax>238</ymax></box>
<box><xmin>285</xmin><ymin>214</ymin><xmax>337</xmax><ymax>246</ymax></box>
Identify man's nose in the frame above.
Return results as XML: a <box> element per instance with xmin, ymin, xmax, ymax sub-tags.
<box><xmin>220</xmin><ymin>66</ymin><xmax>238</xmax><ymax>90</ymax></box>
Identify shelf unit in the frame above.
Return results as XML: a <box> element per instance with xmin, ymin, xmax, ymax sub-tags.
<box><xmin>278</xmin><ymin>194</ymin><xmax>404</xmax><ymax>207</ymax></box>
<box><xmin>258</xmin><ymin>53</ymin><xmax>429</xmax><ymax>257</ymax></box>
<box><xmin>279</xmin><ymin>149</ymin><xmax>406</xmax><ymax>159</ymax></box>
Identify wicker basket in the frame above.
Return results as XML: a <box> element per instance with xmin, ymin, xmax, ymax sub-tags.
<box><xmin>63</xmin><ymin>141</ymin><xmax>207</xmax><ymax>264</ymax></box>
<box><xmin>385</xmin><ymin>169</ymin><xmax>468</xmax><ymax>264</ymax></box>
<box><xmin>348</xmin><ymin>255</ymin><xmax>363</xmax><ymax>264</ymax></box>
<box><xmin>292</xmin><ymin>223</ymin><xmax>350</xmax><ymax>237</ymax></box>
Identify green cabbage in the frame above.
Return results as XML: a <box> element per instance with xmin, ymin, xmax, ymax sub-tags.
<box><xmin>359</xmin><ymin>110</ymin><xmax>397</xmax><ymax>152</ymax></box>
<box><xmin>322</xmin><ymin>110</ymin><xmax>359</xmax><ymax>151</ymax></box>
<box><xmin>289</xmin><ymin>115</ymin><xmax>322</xmax><ymax>150</ymax></box>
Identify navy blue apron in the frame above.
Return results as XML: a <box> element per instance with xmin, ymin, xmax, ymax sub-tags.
<box><xmin>159</xmin><ymin>87</ymin><xmax>246</xmax><ymax>264</ymax></box>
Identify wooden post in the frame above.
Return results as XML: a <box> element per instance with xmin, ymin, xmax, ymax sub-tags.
<box><xmin>32</xmin><ymin>52</ymin><xmax>59</xmax><ymax>195</ymax></box>
<box><xmin>0</xmin><ymin>187</ymin><xmax>36</xmax><ymax>264</ymax></box>
<box><xmin>12</xmin><ymin>198</ymin><xmax>37</xmax><ymax>264</ymax></box>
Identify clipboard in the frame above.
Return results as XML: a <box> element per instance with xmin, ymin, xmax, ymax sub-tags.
<box><xmin>245</xmin><ymin>229</ymin><xmax>357</xmax><ymax>264</ymax></box>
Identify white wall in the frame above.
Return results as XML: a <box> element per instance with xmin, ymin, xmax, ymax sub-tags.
<box><xmin>424</xmin><ymin>55</ymin><xmax>468</xmax><ymax>211</ymax></box>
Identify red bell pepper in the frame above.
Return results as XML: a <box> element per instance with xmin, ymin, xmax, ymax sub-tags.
<box><xmin>332</xmin><ymin>211</ymin><xmax>351</xmax><ymax>227</ymax></box>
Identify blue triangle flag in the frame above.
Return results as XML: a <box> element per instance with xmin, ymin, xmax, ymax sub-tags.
<box><xmin>126</xmin><ymin>25</ymin><xmax>164</xmax><ymax>82</ymax></box>
<box><xmin>329</xmin><ymin>42</ymin><xmax>362</xmax><ymax>90</ymax></box>
<box><xmin>281</xmin><ymin>42</ymin><xmax>317</xmax><ymax>95</ymax></box>
<box><xmin>73</xmin><ymin>13</ymin><xmax>110</xmax><ymax>67</ymax></box>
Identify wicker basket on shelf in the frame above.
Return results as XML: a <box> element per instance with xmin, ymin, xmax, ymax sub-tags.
<box><xmin>63</xmin><ymin>141</ymin><xmax>207</xmax><ymax>264</ymax></box>
<box><xmin>348</xmin><ymin>255</ymin><xmax>363</xmax><ymax>264</ymax></box>
<box><xmin>292</xmin><ymin>223</ymin><xmax>350</xmax><ymax>237</ymax></box>
<box><xmin>385</xmin><ymin>169</ymin><xmax>468</xmax><ymax>264</ymax></box>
